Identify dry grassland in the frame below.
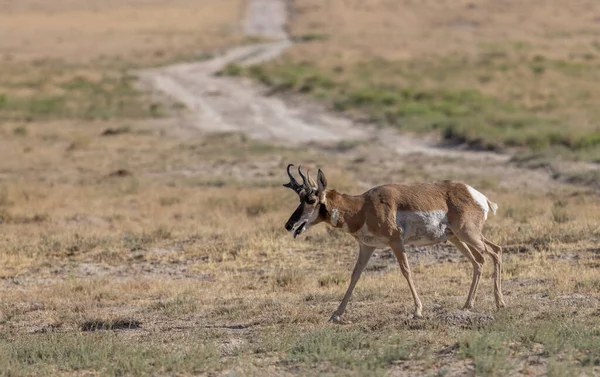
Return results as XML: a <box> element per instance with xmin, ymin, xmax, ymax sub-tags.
<box><xmin>239</xmin><ymin>0</ymin><xmax>600</xmax><ymax>160</ymax></box>
<box><xmin>0</xmin><ymin>0</ymin><xmax>243</xmax><ymax>64</ymax></box>
<box><xmin>1</xmin><ymin>1</ymin><xmax>600</xmax><ymax>376</ymax></box>
<box><xmin>1</xmin><ymin>120</ymin><xmax>600</xmax><ymax>376</ymax></box>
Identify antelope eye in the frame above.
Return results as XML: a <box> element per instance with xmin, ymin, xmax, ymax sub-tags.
<box><xmin>306</xmin><ymin>197</ymin><xmax>316</xmax><ymax>205</ymax></box>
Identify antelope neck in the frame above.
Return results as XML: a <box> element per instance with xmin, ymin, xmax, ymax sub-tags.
<box><xmin>324</xmin><ymin>190</ymin><xmax>364</xmax><ymax>231</ymax></box>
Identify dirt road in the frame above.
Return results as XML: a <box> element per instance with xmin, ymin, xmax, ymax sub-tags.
<box><xmin>139</xmin><ymin>0</ymin><xmax>585</xmax><ymax>191</ymax></box>
<box><xmin>139</xmin><ymin>0</ymin><xmax>467</xmax><ymax>149</ymax></box>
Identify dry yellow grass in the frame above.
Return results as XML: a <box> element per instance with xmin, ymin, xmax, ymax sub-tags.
<box><xmin>0</xmin><ymin>0</ymin><xmax>243</xmax><ymax>64</ymax></box>
<box><xmin>1</xmin><ymin>1</ymin><xmax>600</xmax><ymax>376</ymax></box>
<box><xmin>1</xmin><ymin>118</ymin><xmax>599</xmax><ymax>375</ymax></box>
<box><xmin>289</xmin><ymin>0</ymin><xmax>600</xmax><ymax>61</ymax></box>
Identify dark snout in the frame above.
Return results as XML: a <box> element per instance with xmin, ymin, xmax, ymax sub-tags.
<box><xmin>285</xmin><ymin>205</ymin><xmax>303</xmax><ymax>231</ymax></box>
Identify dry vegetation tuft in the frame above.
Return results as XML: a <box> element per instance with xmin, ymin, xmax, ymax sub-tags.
<box><xmin>1</xmin><ymin>0</ymin><xmax>600</xmax><ymax>376</ymax></box>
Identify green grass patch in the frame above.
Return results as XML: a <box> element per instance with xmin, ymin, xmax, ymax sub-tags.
<box><xmin>0</xmin><ymin>64</ymin><xmax>161</xmax><ymax>122</ymax></box>
<box><xmin>283</xmin><ymin>327</ymin><xmax>425</xmax><ymax>375</ymax></box>
<box><xmin>149</xmin><ymin>294</ymin><xmax>199</xmax><ymax>317</ymax></box>
<box><xmin>459</xmin><ymin>311</ymin><xmax>600</xmax><ymax>376</ymax></box>
<box><xmin>224</xmin><ymin>53</ymin><xmax>600</xmax><ymax>158</ymax></box>
<box><xmin>459</xmin><ymin>332</ymin><xmax>514</xmax><ymax>376</ymax></box>
<box><xmin>293</xmin><ymin>33</ymin><xmax>329</xmax><ymax>43</ymax></box>
<box><xmin>0</xmin><ymin>332</ymin><xmax>219</xmax><ymax>377</ymax></box>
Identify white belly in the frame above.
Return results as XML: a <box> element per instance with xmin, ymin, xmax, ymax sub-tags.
<box><xmin>352</xmin><ymin>224</ymin><xmax>390</xmax><ymax>248</ymax></box>
<box><xmin>396</xmin><ymin>210</ymin><xmax>451</xmax><ymax>246</ymax></box>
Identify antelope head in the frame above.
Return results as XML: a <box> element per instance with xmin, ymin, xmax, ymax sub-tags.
<box><xmin>283</xmin><ymin>164</ymin><xmax>328</xmax><ymax>238</ymax></box>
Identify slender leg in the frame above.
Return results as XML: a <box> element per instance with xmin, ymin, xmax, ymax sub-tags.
<box><xmin>457</xmin><ymin>230</ymin><xmax>506</xmax><ymax>310</ymax></box>
<box><xmin>449</xmin><ymin>236</ymin><xmax>484</xmax><ymax>309</ymax></box>
<box><xmin>389</xmin><ymin>239</ymin><xmax>423</xmax><ymax>318</ymax></box>
<box><xmin>330</xmin><ymin>243</ymin><xmax>375</xmax><ymax>323</ymax></box>
<box><xmin>484</xmin><ymin>238</ymin><xmax>506</xmax><ymax>309</ymax></box>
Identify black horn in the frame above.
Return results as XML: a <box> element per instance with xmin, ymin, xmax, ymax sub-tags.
<box><xmin>283</xmin><ymin>164</ymin><xmax>303</xmax><ymax>193</ymax></box>
<box><xmin>298</xmin><ymin>165</ymin><xmax>311</xmax><ymax>190</ymax></box>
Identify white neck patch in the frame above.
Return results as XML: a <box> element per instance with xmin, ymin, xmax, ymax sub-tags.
<box><xmin>330</xmin><ymin>208</ymin><xmax>339</xmax><ymax>226</ymax></box>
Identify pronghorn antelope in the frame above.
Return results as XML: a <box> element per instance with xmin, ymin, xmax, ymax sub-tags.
<box><xmin>283</xmin><ymin>164</ymin><xmax>505</xmax><ymax>322</ymax></box>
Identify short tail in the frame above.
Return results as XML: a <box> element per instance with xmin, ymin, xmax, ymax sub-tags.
<box><xmin>487</xmin><ymin>199</ymin><xmax>498</xmax><ymax>215</ymax></box>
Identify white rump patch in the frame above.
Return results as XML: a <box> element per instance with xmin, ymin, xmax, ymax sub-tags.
<box><xmin>465</xmin><ymin>185</ymin><xmax>490</xmax><ymax>220</ymax></box>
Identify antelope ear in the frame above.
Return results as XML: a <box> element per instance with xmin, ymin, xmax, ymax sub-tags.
<box><xmin>317</xmin><ymin>169</ymin><xmax>327</xmax><ymax>194</ymax></box>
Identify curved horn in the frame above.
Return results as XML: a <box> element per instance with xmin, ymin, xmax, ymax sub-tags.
<box><xmin>285</xmin><ymin>164</ymin><xmax>300</xmax><ymax>186</ymax></box>
<box><xmin>298</xmin><ymin>165</ymin><xmax>311</xmax><ymax>190</ymax></box>
<box><xmin>283</xmin><ymin>164</ymin><xmax>302</xmax><ymax>192</ymax></box>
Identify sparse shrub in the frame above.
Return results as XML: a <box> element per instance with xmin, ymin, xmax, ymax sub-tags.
<box><xmin>551</xmin><ymin>200</ymin><xmax>571</xmax><ymax>223</ymax></box>
<box><xmin>365</xmin><ymin>262</ymin><xmax>388</xmax><ymax>272</ymax></box>
<box><xmin>150</xmin><ymin>294</ymin><xmax>198</xmax><ymax>317</ymax></box>
<box><xmin>122</xmin><ymin>227</ymin><xmax>172</xmax><ymax>251</ymax></box>
<box><xmin>285</xmin><ymin>328</ymin><xmax>369</xmax><ymax>364</ymax></box>
<box><xmin>245</xmin><ymin>202</ymin><xmax>270</xmax><ymax>217</ymax></box>
<box><xmin>318</xmin><ymin>272</ymin><xmax>346</xmax><ymax>287</ymax></box>
<box><xmin>159</xmin><ymin>197</ymin><xmax>181</xmax><ymax>206</ymax></box>
<box><xmin>274</xmin><ymin>269</ymin><xmax>305</xmax><ymax>288</ymax></box>
<box><xmin>574</xmin><ymin>132</ymin><xmax>600</xmax><ymax>149</ymax></box>
<box><xmin>80</xmin><ymin>318</ymin><xmax>141</xmax><ymax>331</ymax></box>
<box><xmin>65</xmin><ymin>233</ymin><xmax>100</xmax><ymax>254</ymax></box>
<box><xmin>459</xmin><ymin>332</ymin><xmax>514</xmax><ymax>376</ymax></box>
<box><xmin>530</xmin><ymin>63</ymin><xmax>546</xmax><ymax>75</ymax></box>
<box><xmin>574</xmin><ymin>279</ymin><xmax>600</xmax><ymax>292</ymax></box>
<box><xmin>295</xmin><ymin>33</ymin><xmax>329</xmax><ymax>42</ymax></box>
<box><xmin>193</xmin><ymin>52</ymin><xmax>214</xmax><ymax>61</ymax></box>
<box><xmin>284</xmin><ymin>328</ymin><xmax>422</xmax><ymax>371</ymax></box>
<box><xmin>0</xmin><ymin>187</ymin><xmax>8</xmax><ymax>207</ymax></box>
<box><xmin>100</xmin><ymin>126</ymin><xmax>131</xmax><ymax>136</ymax></box>
<box><xmin>149</xmin><ymin>103</ymin><xmax>162</xmax><ymax>117</ymax></box>
<box><xmin>13</xmin><ymin>126</ymin><xmax>27</xmax><ymax>136</ymax></box>
<box><xmin>217</xmin><ymin>63</ymin><xmax>244</xmax><ymax>77</ymax></box>
<box><xmin>0</xmin><ymin>209</ymin><xmax>11</xmax><ymax>224</ymax></box>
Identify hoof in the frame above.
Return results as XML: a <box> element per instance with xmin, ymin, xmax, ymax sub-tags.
<box><xmin>329</xmin><ymin>313</ymin><xmax>341</xmax><ymax>323</ymax></box>
<box><xmin>413</xmin><ymin>312</ymin><xmax>423</xmax><ymax>319</ymax></box>
<box><xmin>329</xmin><ymin>313</ymin><xmax>349</xmax><ymax>324</ymax></box>
<box><xmin>496</xmin><ymin>300</ymin><xmax>506</xmax><ymax>309</ymax></box>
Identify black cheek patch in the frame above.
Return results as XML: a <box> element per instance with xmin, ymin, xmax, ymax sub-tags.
<box><xmin>285</xmin><ymin>205</ymin><xmax>304</xmax><ymax>229</ymax></box>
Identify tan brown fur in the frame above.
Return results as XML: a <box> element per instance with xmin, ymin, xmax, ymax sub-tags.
<box><xmin>324</xmin><ymin>181</ymin><xmax>485</xmax><ymax>235</ymax></box>
<box><xmin>284</xmin><ymin>169</ymin><xmax>505</xmax><ymax>322</ymax></box>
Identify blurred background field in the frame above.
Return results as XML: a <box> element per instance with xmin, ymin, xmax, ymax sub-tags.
<box><xmin>0</xmin><ymin>1</ymin><xmax>599</xmax><ymax>376</ymax></box>
<box><xmin>231</xmin><ymin>0</ymin><xmax>600</xmax><ymax>160</ymax></box>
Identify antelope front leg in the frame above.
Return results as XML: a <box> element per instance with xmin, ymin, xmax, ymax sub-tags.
<box><xmin>330</xmin><ymin>243</ymin><xmax>375</xmax><ymax>323</ymax></box>
<box><xmin>390</xmin><ymin>239</ymin><xmax>423</xmax><ymax>318</ymax></box>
